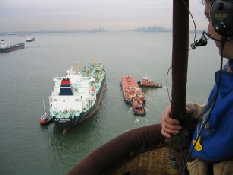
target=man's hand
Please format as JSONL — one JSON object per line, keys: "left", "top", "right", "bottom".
{"left": 161, "top": 104, "right": 194, "bottom": 138}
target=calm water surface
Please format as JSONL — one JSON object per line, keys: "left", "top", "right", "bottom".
{"left": 0, "top": 31, "right": 220, "bottom": 175}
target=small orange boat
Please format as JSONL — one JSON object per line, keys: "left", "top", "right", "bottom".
{"left": 120, "top": 76, "right": 145, "bottom": 104}
{"left": 137, "top": 77, "right": 162, "bottom": 88}
{"left": 40, "top": 112, "right": 52, "bottom": 126}
{"left": 132, "top": 93, "right": 145, "bottom": 116}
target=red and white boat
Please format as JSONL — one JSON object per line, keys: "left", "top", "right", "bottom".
{"left": 40, "top": 100, "right": 52, "bottom": 126}
{"left": 137, "top": 77, "right": 162, "bottom": 88}
{"left": 40, "top": 112, "right": 52, "bottom": 126}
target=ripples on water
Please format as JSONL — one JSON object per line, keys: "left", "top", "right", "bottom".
{"left": 0, "top": 31, "right": 220, "bottom": 175}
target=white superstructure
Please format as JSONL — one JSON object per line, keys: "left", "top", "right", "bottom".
{"left": 49, "top": 66, "right": 96, "bottom": 119}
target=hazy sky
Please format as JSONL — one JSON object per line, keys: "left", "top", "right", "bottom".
{"left": 1, "top": 0, "right": 207, "bottom": 32}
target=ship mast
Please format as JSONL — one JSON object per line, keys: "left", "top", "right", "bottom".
{"left": 75, "top": 62, "right": 80, "bottom": 74}
{"left": 92, "top": 56, "right": 96, "bottom": 65}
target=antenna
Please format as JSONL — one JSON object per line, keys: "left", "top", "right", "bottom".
{"left": 43, "top": 99, "right": 46, "bottom": 112}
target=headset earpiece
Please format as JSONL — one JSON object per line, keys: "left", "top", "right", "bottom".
{"left": 211, "top": 0, "right": 233, "bottom": 37}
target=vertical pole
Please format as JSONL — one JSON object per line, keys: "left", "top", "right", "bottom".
{"left": 169, "top": 0, "right": 190, "bottom": 170}
{"left": 171, "top": 0, "right": 189, "bottom": 121}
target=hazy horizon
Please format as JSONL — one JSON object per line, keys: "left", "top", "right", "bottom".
{"left": 1, "top": 0, "right": 207, "bottom": 32}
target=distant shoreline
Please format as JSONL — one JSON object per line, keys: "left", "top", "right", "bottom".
{"left": 0, "top": 29, "right": 204, "bottom": 36}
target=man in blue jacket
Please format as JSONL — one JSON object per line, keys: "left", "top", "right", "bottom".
{"left": 161, "top": 0, "right": 233, "bottom": 174}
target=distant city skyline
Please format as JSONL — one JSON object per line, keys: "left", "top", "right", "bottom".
{"left": 1, "top": 0, "right": 207, "bottom": 32}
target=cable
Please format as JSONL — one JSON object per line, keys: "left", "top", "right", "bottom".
{"left": 166, "top": 65, "right": 172, "bottom": 102}
{"left": 203, "top": 31, "right": 233, "bottom": 42}
{"left": 181, "top": 0, "right": 197, "bottom": 44}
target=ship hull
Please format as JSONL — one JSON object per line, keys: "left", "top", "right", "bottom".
{"left": 0, "top": 43, "right": 25, "bottom": 53}
{"left": 53, "top": 75, "right": 106, "bottom": 130}
{"left": 26, "top": 37, "right": 35, "bottom": 42}
{"left": 138, "top": 84, "right": 162, "bottom": 88}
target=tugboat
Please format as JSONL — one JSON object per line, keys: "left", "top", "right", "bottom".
{"left": 40, "top": 100, "right": 52, "bottom": 126}
{"left": 120, "top": 76, "right": 145, "bottom": 104}
{"left": 40, "top": 112, "right": 52, "bottom": 126}
{"left": 132, "top": 93, "right": 145, "bottom": 116}
{"left": 137, "top": 77, "right": 162, "bottom": 88}
{"left": 26, "top": 37, "right": 35, "bottom": 42}
{"left": 49, "top": 58, "right": 106, "bottom": 134}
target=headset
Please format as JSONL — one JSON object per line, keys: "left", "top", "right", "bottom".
{"left": 191, "top": 0, "right": 233, "bottom": 49}
{"left": 211, "top": 0, "right": 233, "bottom": 37}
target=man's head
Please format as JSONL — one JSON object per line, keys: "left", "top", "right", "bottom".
{"left": 203, "top": 0, "right": 233, "bottom": 59}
